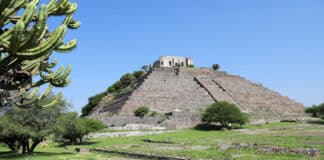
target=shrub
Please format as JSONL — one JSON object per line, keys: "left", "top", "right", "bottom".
{"left": 201, "top": 101, "right": 248, "bottom": 128}
{"left": 54, "top": 113, "right": 106, "bottom": 144}
{"left": 212, "top": 64, "right": 220, "bottom": 71}
{"left": 134, "top": 107, "right": 150, "bottom": 118}
{"left": 81, "top": 92, "right": 106, "bottom": 117}
{"left": 187, "top": 64, "right": 195, "bottom": 68}
{"left": 141, "top": 65, "right": 148, "bottom": 71}
{"left": 111, "top": 81, "right": 123, "bottom": 91}
{"left": 89, "top": 92, "right": 106, "bottom": 106}
{"left": 133, "top": 71, "right": 144, "bottom": 79}
{"left": 107, "top": 86, "right": 116, "bottom": 93}
{"left": 175, "top": 67, "right": 180, "bottom": 76}
{"left": 120, "top": 73, "right": 136, "bottom": 86}
{"left": 150, "top": 111, "right": 158, "bottom": 117}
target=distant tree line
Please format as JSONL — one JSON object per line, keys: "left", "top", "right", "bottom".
{"left": 305, "top": 103, "right": 324, "bottom": 118}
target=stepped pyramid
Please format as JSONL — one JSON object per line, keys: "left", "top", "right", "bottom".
{"left": 90, "top": 57, "right": 305, "bottom": 128}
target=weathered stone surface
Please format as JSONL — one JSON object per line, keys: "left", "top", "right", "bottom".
{"left": 90, "top": 67, "right": 305, "bottom": 128}
{"left": 258, "top": 146, "right": 320, "bottom": 157}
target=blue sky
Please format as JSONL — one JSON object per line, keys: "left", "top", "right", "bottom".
{"left": 50, "top": 0, "right": 324, "bottom": 112}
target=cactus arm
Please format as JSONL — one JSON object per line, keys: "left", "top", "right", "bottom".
{"left": 0, "top": 0, "right": 79, "bottom": 108}
{"left": 43, "top": 92, "right": 62, "bottom": 108}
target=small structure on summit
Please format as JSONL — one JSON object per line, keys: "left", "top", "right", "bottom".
{"left": 159, "top": 56, "right": 193, "bottom": 67}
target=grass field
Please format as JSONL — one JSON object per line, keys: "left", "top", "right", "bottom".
{"left": 0, "top": 120, "right": 323, "bottom": 160}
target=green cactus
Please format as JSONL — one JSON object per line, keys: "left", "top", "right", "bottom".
{"left": 0, "top": 0, "right": 80, "bottom": 108}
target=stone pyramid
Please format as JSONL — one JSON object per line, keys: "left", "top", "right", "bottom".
{"left": 90, "top": 66, "right": 304, "bottom": 128}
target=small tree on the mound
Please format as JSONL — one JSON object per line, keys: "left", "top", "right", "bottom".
{"left": 212, "top": 64, "right": 220, "bottom": 71}
{"left": 120, "top": 73, "right": 136, "bottom": 86}
{"left": 201, "top": 101, "right": 248, "bottom": 128}
{"left": 133, "top": 71, "right": 145, "bottom": 79}
{"left": 54, "top": 113, "right": 106, "bottom": 144}
{"left": 134, "top": 107, "right": 149, "bottom": 118}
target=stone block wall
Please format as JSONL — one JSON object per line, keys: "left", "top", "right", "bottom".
{"left": 119, "top": 67, "right": 214, "bottom": 115}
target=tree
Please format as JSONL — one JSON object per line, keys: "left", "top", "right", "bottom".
{"left": 141, "top": 65, "right": 148, "bottom": 72}
{"left": 133, "top": 71, "right": 144, "bottom": 79}
{"left": 0, "top": 93, "right": 68, "bottom": 153}
{"left": 305, "top": 103, "right": 324, "bottom": 118}
{"left": 134, "top": 106, "right": 149, "bottom": 118}
{"left": 201, "top": 101, "right": 248, "bottom": 128}
{"left": 0, "top": 0, "right": 80, "bottom": 108}
{"left": 212, "top": 64, "right": 220, "bottom": 71}
{"left": 54, "top": 112, "right": 106, "bottom": 144}
{"left": 319, "top": 103, "right": 324, "bottom": 115}
{"left": 120, "top": 73, "right": 136, "bottom": 86}
{"left": 81, "top": 92, "right": 106, "bottom": 117}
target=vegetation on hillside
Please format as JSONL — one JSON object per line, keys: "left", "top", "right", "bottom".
{"left": 134, "top": 106, "right": 150, "bottom": 118}
{"left": 81, "top": 69, "right": 148, "bottom": 117}
{"left": 0, "top": 0, "right": 80, "bottom": 108}
{"left": 212, "top": 64, "right": 220, "bottom": 71}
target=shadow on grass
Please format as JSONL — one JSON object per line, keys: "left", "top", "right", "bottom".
{"left": 194, "top": 123, "right": 244, "bottom": 131}
{"left": 307, "top": 120, "right": 324, "bottom": 125}
{"left": 56, "top": 141, "right": 99, "bottom": 147}
{"left": 194, "top": 123, "right": 223, "bottom": 131}
{"left": 0, "top": 151, "right": 73, "bottom": 159}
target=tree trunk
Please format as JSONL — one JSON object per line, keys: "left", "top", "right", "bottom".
{"left": 26, "top": 140, "right": 30, "bottom": 152}
{"left": 21, "top": 138, "right": 29, "bottom": 154}
{"left": 6, "top": 140, "right": 20, "bottom": 153}
{"left": 79, "top": 137, "right": 83, "bottom": 144}
{"left": 22, "top": 143, "right": 26, "bottom": 154}
{"left": 29, "top": 140, "right": 41, "bottom": 153}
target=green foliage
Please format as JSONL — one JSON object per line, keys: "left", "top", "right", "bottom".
{"left": 134, "top": 106, "right": 150, "bottom": 118}
{"left": 141, "top": 65, "right": 148, "bottom": 71}
{"left": 175, "top": 67, "right": 180, "bottom": 76}
{"left": 0, "top": 0, "right": 80, "bottom": 107}
{"left": 201, "top": 101, "right": 248, "bottom": 128}
{"left": 187, "top": 64, "right": 195, "bottom": 68}
{"left": 133, "top": 71, "right": 144, "bottom": 79}
{"left": 81, "top": 92, "right": 106, "bottom": 117}
{"left": 89, "top": 92, "right": 106, "bottom": 106}
{"left": 150, "top": 111, "right": 158, "bottom": 117}
{"left": 120, "top": 73, "right": 136, "bottom": 86}
{"left": 107, "top": 81, "right": 123, "bottom": 93}
{"left": 54, "top": 113, "right": 106, "bottom": 144}
{"left": 212, "top": 64, "right": 220, "bottom": 71}
{"left": 82, "top": 69, "right": 147, "bottom": 117}
{"left": 0, "top": 93, "right": 68, "bottom": 153}
{"left": 0, "top": 121, "right": 323, "bottom": 160}
{"left": 305, "top": 103, "right": 324, "bottom": 117}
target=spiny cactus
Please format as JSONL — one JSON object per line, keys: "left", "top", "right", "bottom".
{"left": 0, "top": 0, "right": 80, "bottom": 108}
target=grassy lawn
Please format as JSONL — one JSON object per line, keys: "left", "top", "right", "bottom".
{"left": 0, "top": 121, "right": 323, "bottom": 160}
